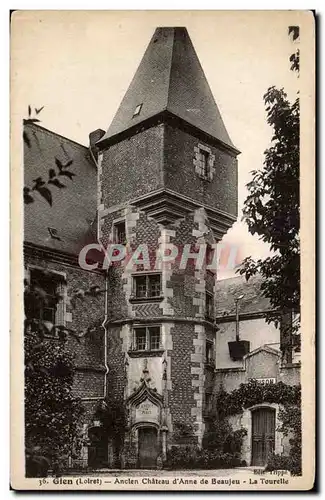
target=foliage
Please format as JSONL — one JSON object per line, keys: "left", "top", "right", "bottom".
{"left": 202, "top": 418, "right": 247, "bottom": 456}
{"left": 165, "top": 446, "right": 244, "bottom": 470}
{"left": 173, "top": 422, "right": 195, "bottom": 443}
{"left": 214, "top": 381, "right": 301, "bottom": 476}
{"left": 95, "top": 398, "right": 127, "bottom": 458}
{"left": 238, "top": 29, "right": 300, "bottom": 351}
{"left": 23, "top": 106, "right": 76, "bottom": 206}
{"left": 25, "top": 331, "right": 84, "bottom": 477}
{"left": 214, "top": 380, "right": 301, "bottom": 418}
{"left": 276, "top": 404, "right": 301, "bottom": 475}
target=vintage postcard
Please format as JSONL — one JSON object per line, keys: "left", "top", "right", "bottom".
{"left": 10, "top": 10, "right": 315, "bottom": 491}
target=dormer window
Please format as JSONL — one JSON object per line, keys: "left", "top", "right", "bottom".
{"left": 48, "top": 227, "right": 61, "bottom": 241}
{"left": 133, "top": 103, "right": 143, "bottom": 118}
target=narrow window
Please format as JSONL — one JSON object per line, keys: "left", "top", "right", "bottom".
{"left": 113, "top": 221, "right": 126, "bottom": 245}
{"left": 206, "top": 340, "right": 214, "bottom": 364}
{"left": 205, "top": 292, "right": 214, "bottom": 320}
{"left": 149, "top": 326, "right": 161, "bottom": 350}
{"left": 149, "top": 274, "right": 161, "bottom": 297}
{"left": 200, "top": 149, "right": 210, "bottom": 178}
{"left": 135, "top": 328, "right": 147, "bottom": 351}
{"left": 205, "top": 392, "right": 213, "bottom": 412}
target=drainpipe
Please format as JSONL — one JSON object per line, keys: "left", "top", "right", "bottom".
{"left": 235, "top": 294, "right": 244, "bottom": 341}
{"left": 102, "top": 271, "right": 109, "bottom": 398}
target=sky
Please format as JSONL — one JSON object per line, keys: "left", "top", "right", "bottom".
{"left": 11, "top": 10, "right": 301, "bottom": 278}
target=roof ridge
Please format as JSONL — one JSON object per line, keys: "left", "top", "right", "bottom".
{"left": 24, "top": 122, "right": 89, "bottom": 150}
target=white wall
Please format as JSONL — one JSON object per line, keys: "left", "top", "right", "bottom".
{"left": 216, "top": 317, "right": 280, "bottom": 369}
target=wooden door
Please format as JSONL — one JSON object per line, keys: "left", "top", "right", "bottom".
{"left": 88, "top": 427, "right": 108, "bottom": 469}
{"left": 251, "top": 408, "right": 275, "bottom": 466}
{"left": 138, "top": 427, "right": 158, "bottom": 468}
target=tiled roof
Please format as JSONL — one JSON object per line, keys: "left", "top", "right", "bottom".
{"left": 24, "top": 123, "right": 98, "bottom": 256}
{"left": 99, "top": 27, "right": 237, "bottom": 152}
{"left": 215, "top": 275, "right": 272, "bottom": 317}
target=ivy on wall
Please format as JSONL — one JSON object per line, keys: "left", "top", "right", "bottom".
{"left": 215, "top": 380, "right": 301, "bottom": 418}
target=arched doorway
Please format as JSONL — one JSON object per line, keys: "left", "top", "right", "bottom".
{"left": 138, "top": 427, "right": 158, "bottom": 469}
{"left": 251, "top": 407, "right": 276, "bottom": 466}
{"left": 88, "top": 426, "right": 108, "bottom": 469}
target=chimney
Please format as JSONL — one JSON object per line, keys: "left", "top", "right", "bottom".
{"left": 89, "top": 129, "right": 105, "bottom": 162}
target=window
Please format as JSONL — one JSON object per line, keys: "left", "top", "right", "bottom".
{"left": 193, "top": 144, "right": 216, "bottom": 181}
{"left": 133, "top": 103, "right": 143, "bottom": 117}
{"left": 48, "top": 227, "right": 61, "bottom": 241}
{"left": 205, "top": 292, "right": 214, "bottom": 319}
{"left": 133, "top": 326, "right": 161, "bottom": 351}
{"left": 133, "top": 274, "right": 161, "bottom": 299}
{"left": 206, "top": 340, "right": 214, "bottom": 365}
{"left": 201, "top": 149, "right": 209, "bottom": 177}
{"left": 113, "top": 221, "right": 126, "bottom": 245}
{"left": 135, "top": 327, "right": 147, "bottom": 351}
{"left": 28, "top": 268, "right": 64, "bottom": 328}
{"left": 205, "top": 392, "right": 213, "bottom": 412}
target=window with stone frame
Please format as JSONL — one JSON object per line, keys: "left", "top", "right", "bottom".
{"left": 205, "top": 292, "right": 214, "bottom": 320}
{"left": 27, "top": 268, "right": 65, "bottom": 332}
{"left": 133, "top": 326, "right": 161, "bottom": 351}
{"left": 193, "top": 143, "right": 216, "bottom": 181}
{"left": 113, "top": 220, "right": 127, "bottom": 245}
{"left": 205, "top": 339, "right": 214, "bottom": 365}
{"left": 205, "top": 391, "right": 213, "bottom": 412}
{"left": 132, "top": 273, "right": 161, "bottom": 299}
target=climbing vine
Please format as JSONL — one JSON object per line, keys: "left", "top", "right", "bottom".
{"left": 215, "top": 380, "right": 301, "bottom": 418}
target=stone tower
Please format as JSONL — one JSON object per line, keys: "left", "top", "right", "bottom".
{"left": 96, "top": 27, "right": 239, "bottom": 468}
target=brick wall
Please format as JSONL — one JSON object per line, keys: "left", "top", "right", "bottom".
{"left": 24, "top": 253, "right": 106, "bottom": 401}
{"left": 164, "top": 125, "right": 238, "bottom": 217}
{"left": 100, "top": 125, "right": 164, "bottom": 208}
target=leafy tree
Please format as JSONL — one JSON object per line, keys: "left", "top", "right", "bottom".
{"left": 238, "top": 27, "right": 300, "bottom": 358}
{"left": 24, "top": 106, "right": 76, "bottom": 206}
{"left": 94, "top": 398, "right": 127, "bottom": 467}
{"left": 24, "top": 330, "right": 84, "bottom": 477}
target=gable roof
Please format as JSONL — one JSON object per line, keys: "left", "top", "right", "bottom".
{"left": 99, "top": 27, "right": 237, "bottom": 152}
{"left": 24, "top": 123, "right": 98, "bottom": 256}
{"left": 215, "top": 275, "right": 272, "bottom": 317}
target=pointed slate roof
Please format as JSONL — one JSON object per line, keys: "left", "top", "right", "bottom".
{"left": 99, "top": 27, "right": 236, "bottom": 151}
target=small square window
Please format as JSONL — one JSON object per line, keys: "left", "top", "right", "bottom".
{"left": 113, "top": 221, "right": 126, "bottom": 245}
{"left": 133, "top": 274, "right": 161, "bottom": 299}
{"left": 28, "top": 268, "right": 65, "bottom": 331}
{"left": 133, "top": 326, "right": 161, "bottom": 352}
{"left": 133, "top": 104, "right": 143, "bottom": 117}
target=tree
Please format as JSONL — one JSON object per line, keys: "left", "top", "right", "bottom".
{"left": 238, "top": 27, "right": 300, "bottom": 355}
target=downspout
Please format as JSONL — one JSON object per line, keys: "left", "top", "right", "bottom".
{"left": 102, "top": 270, "right": 109, "bottom": 399}
{"left": 94, "top": 147, "right": 109, "bottom": 399}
